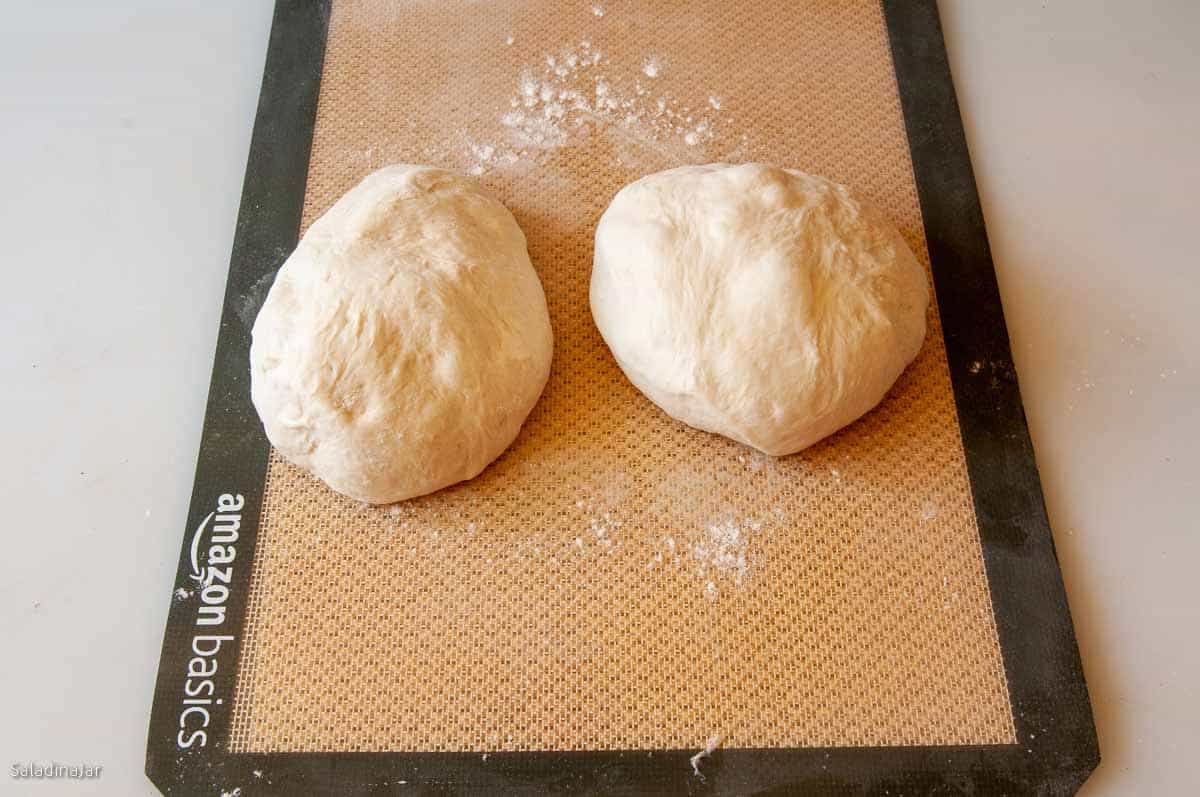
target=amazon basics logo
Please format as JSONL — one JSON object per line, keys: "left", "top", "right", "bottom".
{"left": 177, "top": 493, "right": 242, "bottom": 749}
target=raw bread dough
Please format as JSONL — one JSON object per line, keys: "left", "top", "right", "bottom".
{"left": 250, "top": 165, "right": 553, "bottom": 503}
{"left": 590, "top": 163, "right": 928, "bottom": 456}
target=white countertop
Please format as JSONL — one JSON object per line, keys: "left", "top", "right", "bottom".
{"left": 1, "top": 1, "right": 1195, "bottom": 794}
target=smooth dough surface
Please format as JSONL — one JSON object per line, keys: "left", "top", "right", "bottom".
{"left": 590, "top": 163, "right": 929, "bottom": 456}
{"left": 250, "top": 165, "right": 553, "bottom": 503}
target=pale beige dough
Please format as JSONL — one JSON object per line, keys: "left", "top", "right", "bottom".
{"left": 591, "top": 163, "right": 929, "bottom": 456}
{"left": 250, "top": 165, "right": 553, "bottom": 503}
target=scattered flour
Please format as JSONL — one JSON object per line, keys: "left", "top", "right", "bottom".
{"left": 589, "top": 513, "right": 621, "bottom": 546}
{"left": 690, "top": 735, "right": 721, "bottom": 778}
{"left": 464, "top": 37, "right": 724, "bottom": 174}
{"left": 692, "top": 517, "right": 760, "bottom": 585}
{"left": 466, "top": 142, "right": 496, "bottom": 175}
{"left": 941, "top": 575, "right": 961, "bottom": 611}
{"left": 591, "top": 3, "right": 605, "bottom": 16}
{"left": 645, "top": 518, "right": 766, "bottom": 602}
{"left": 645, "top": 535, "right": 684, "bottom": 571}
{"left": 576, "top": 499, "right": 623, "bottom": 551}
{"left": 742, "top": 451, "right": 770, "bottom": 473}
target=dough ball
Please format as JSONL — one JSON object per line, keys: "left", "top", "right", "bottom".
{"left": 590, "top": 163, "right": 928, "bottom": 456}
{"left": 250, "top": 165, "right": 553, "bottom": 503}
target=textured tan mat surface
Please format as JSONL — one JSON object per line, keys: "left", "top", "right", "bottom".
{"left": 230, "top": 0, "right": 1015, "bottom": 753}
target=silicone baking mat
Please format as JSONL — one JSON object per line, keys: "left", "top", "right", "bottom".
{"left": 147, "top": 1, "right": 1098, "bottom": 793}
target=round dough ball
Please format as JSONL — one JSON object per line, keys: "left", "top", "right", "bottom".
{"left": 250, "top": 165, "right": 553, "bottom": 503}
{"left": 590, "top": 163, "right": 928, "bottom": 456}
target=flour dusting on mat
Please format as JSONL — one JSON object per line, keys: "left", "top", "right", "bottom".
{"left": 464, "top": 35, "right": 730, "bottom": 174}
{"left": 690, "top": 734, "right": 722, "bottom": 778}
{"left": 575, "top": 498, "right": 624, "bottom": 552}
{"left": 692, "top": 517, "right": 761, "bottom": 584}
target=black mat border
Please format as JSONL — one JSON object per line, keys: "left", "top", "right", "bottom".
{"left": 146, "top": 1, "right": 1098, "bottom": 793}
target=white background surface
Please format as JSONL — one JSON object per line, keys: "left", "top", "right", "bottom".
{"left": 0, "top": 1, "right": 1195, "bottom": 794}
